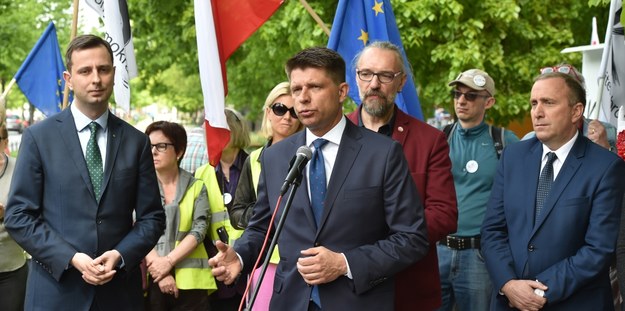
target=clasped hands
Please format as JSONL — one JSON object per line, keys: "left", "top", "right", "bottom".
{"left": 502, "top": 279, "right": 548, "bottom": 311}
{"left": 71, "top": 250, "right": 121, "bottom": 286}
{"left": 208, "top": 241, "right": 346, "bottom": 286}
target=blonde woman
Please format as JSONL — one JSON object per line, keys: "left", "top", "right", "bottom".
{"left": 230, "top": 82, "right": 302, "bottom": 310}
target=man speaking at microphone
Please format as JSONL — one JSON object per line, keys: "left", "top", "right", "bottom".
{"left": 209, "top": 47, "right": 429, "bottom": 310}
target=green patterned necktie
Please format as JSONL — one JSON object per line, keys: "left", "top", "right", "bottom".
{"left": 86, "top": 122, "right": 103, "bottom": 202}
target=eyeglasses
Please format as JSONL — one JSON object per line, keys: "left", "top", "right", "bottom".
{"left": 356, "top": 70, "right": 403, "bottom": 84}
{"left": 271, "top": 103, "right": 297, "bottom": 118}
{"left": 540, "top": 65, "right": 582, "bottom": 83}
{"left": 151, "top": 143, "right": 174, "bottom": 153}
{"left": 451, "top": 90, "right": 490, "bottom": 101}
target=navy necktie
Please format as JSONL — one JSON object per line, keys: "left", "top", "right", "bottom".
{"left": 309, "top": 138, "right": 328, "bottom": 308}
{"left": 310, "top": 138, "right": 328, "bottom": 227}
{"left": 86, "top": 122, "right": 103, "bottom": 202}
{"left": 535, "top": 152, "right": 557, "bottom": 223}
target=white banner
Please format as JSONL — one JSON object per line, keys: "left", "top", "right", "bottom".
{"left": 85, "top": 0, "right": 137, "bottom": 112}
{"left": 597, "top": 0, "right": 625, "bottom": 125}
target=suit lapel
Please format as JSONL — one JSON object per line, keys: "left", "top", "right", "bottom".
{"left": 100, "top": 112, "right": 122, "bottom": 202}
{"left": 317, "top": 121, "right": 362, "bottom": 233}
{"left": 289, "top": 133, "right": 319, "bottom": 231}
{"left": 56, "top": 109, "right": 95, "bottom": 199}
{"left": 391, "top": 108, "right": 410, "bottom": 147}
{"left": 532, "top": 136, "right": 585, "bottom": 232}
{"left": 524, "top": 142, "right": 543, "bottom": 234}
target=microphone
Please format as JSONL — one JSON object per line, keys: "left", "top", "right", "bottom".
{"left": 280, "top": 146, "right": 313, "bottom": 195}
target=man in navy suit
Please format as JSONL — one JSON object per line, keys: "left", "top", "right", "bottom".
{"left": 5, "top": 35, "right": 165, "bottom": 310}
{"left": 481, "top": 72, "right": 625, "bottom": 310}
{"left": 209, "top": 47, "right": 429, "bottom": 310}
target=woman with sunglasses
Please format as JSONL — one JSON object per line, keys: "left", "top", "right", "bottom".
{"left": 230, "top": 82, "right": 303, "bottom": 311}
{"left": 143, "top": 121, "right": 215, "bottom": 311}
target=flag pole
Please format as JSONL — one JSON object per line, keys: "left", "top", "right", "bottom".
{"left": 299, "top": 0, "right": 330, "bottom": 36}
{"left": 0, "top": 78, "right": 16, "bottom": 101}
{"left": 591, "top": 0, "right": 618, "bottom": 119}
{"left": 62, "top": 0, "right": 80, "bottom": 110}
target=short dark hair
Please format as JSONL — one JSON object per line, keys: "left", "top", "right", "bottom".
{"left": 65, "top": 35, "right": 114, "bottom": 72}
{"left": 535, "top": 72, "right": 586, "bottom": 107}
{"left": 145, "top": 121, "right": 188, "bottom": 164}
{"left": 285, "top": 47, "right": 346, "bottom": 85}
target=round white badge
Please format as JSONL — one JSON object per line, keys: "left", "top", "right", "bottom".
{"left": 223, "top": 193, "right": 232, "bottom": 205}
{"left": 466, "top": 160, "right": 479, "bottom": 173}
{"left": 473, "top": 75, "right": 486, "bottom": 87}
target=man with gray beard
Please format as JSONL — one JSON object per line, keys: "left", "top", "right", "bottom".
{"left": 346, "top": 41, "right": 458, "bottom": 311}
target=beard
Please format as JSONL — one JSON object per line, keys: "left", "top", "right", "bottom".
{"left": 360, "top": 90, "right": 395, "bottom": 118}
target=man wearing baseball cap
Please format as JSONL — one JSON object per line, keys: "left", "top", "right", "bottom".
{"left": 437, "top": 69, "right": 519, "bottom": 310}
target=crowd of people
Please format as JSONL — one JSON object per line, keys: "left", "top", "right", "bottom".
{"left": 1, "top": 33, "right": 625, "bottom": 311}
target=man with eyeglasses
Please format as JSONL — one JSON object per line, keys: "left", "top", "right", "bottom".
{"left": 346, "top": 41, "right": 458, "bottom": 311}
{"left": 438, "top": 69, "right": 519, "bottom": 311}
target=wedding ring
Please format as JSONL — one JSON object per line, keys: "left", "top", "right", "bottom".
{"left": 591, "top": 128, "right": 596, "bottom": 134}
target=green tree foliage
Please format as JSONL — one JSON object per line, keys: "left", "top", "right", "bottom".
{"left": 3, "top": 0, "right": 612, "bottom": 127}
{"left": 130, "top": 0, "right": 611, "bottom": 126}
{"left": 0, "top": 0, "right": 73, "bottom": 111}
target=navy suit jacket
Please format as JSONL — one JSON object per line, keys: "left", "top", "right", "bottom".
{"left": 235, "top": 119, "right": 429, "bottom": 310}
{"left": 5, "top": 108, "right": 165, "bottom": 311}
{"left": 481, "top": 134, "right": 625, "bottom": 310}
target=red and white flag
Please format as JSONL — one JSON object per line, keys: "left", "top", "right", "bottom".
{"left": 194, "top": 0, "right": 283, "bottom": 166}
{"left": 85, "top": 0, "right": 138, "bottom": 112}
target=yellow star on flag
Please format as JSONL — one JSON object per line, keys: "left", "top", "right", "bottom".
{"left": 372, "top": 0, "right": 384, "bottom": 16}
{"left": 358, "top": 29, "right": 369, "bottom": 46}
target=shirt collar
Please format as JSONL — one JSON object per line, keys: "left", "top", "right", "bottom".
{"left": 541, "top": 131, "right": 578, "bottom": 162}
{"left": 356, "top": 105, "right": 396, "bottom": 137}
{"left": 306, "top": 116, "right": 346, "bottom": 148}
{"left": 71, "top": 104, "right": 108, "bottom": 132}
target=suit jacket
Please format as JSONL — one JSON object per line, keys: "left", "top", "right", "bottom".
{"left": 235, "top": 118, "right": 429, "bottom": 311}
{"left": 347, "top": 107, "right": 457, "bottom": 310}
{"left": 5, "top": 108, "right": 166, "bottom": 311}
{"left": 481, "top": 134, "right": 625, "bottom": 310}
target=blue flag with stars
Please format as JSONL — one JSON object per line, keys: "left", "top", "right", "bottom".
{"left": 14, "top": 22, "right": 69, "bottom": 117}
{"left": 328, "top": 0, "right": 423, "bottom": 120}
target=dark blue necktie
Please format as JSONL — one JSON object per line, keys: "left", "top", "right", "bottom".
{"left": 535, "top": 152, "right": 557, "bottom": 223}
{"left": 310, "top": 138, "right": 328, "bottom": 227}
{"left": 309, "top": 138, "right": 328, "bottom": 308}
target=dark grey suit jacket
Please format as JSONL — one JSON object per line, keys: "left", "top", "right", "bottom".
{"left": 235, "top": 118, "right": 429, "bottom": 310}
{"left": 5, "top": 108, "right": 165, "bottom": 311}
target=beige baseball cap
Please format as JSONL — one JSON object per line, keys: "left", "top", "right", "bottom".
{"left": 448, "top": 69, "right": 496, "bottom": 96}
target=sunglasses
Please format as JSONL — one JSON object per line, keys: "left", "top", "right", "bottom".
{"left": 271, "top": 103, "right": 297, "bottom": 118}
{"left": 451, "top": 90, "right": 490, "bottom": 101}
{"left": 540, "top": 65, "right": 582, "bottom": 83}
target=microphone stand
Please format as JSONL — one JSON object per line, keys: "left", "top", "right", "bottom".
{"left": 244, "top": 174, "right": 304, "bottom": 311}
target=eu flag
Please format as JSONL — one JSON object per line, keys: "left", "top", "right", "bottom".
{"left": 14, "top": 22, "right": 69, "bottom": 117}
{"left": 328, "top": 0, "right": 423, "bottom": 120}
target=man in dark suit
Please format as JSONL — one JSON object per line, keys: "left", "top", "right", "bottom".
{"left": 4, "top": 35, "right": 165, "bottom": 311}
{"left": 481, "top": 72, "right": 625, "bottom": 310}
{"left": 209, "top": 47, "right": 429, "bottom": 310}
{"left": 346, "top": 41, "right": 457, "bottom": 311}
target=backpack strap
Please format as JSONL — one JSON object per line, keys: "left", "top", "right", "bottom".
{"left": 443, "top": 123, "right": 456, "bottom": 144}
{"left": 489, "top": 125, "right": 505, "bottom": 159}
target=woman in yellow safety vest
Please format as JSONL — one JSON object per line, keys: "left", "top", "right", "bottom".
{"left": 144, "top": 121, "right": 215, "bottom": 311}
{"left": 230, "top": 82, "right": 303, "bottom": 310}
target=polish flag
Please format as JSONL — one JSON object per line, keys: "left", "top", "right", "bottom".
{"left": 194, "top": 0, "right": 283, "bottom": 166}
